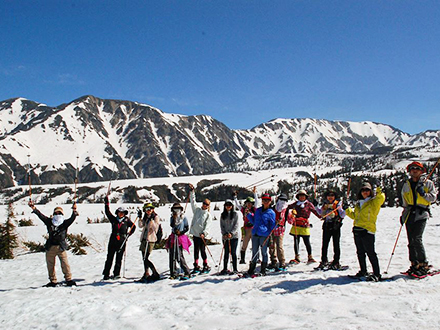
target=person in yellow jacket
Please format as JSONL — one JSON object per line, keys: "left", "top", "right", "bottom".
{"left": 345, "top": 182, "right": 385, "bottom": 282}
{"left": 401, "top": 161, "right": 437, "bottom": 276}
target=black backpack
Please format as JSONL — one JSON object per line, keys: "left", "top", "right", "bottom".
{"left": 156, "top": 223, "right": 163, "bottom": 242}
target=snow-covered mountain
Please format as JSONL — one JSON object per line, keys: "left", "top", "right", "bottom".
{"left": 0, "top": 95, "right": 438, "bottom": 189}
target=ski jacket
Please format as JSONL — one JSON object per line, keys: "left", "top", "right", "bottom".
{"left": 170, "top": 215, "right": 189, "bottom": 236}
{"left": 189, "top": 191, "right": 212, "bottom": 237}
{"left": 271, "top": 208, "right": 287, "bottom": 237}
{"left": 105, "top": 204, "right": 136, "bottom": 242}
{"left": 401, "top": 179, "right": 436, "bottom": 221}
{"left": 346, "top": 187, "right": 385, "bottom": 234}
{"left": 247, "top": 206, "right": 276, "bottom": 237}
{"left": 285, "top": 200, "right": 320, "bottom": 224}
{"left": 317, "top": 200, "right": 346, "bottom": 222}
{"left": 220, "top": 211, "right": 240, "bottom": 239}
{"left": 33, "top": 208, "right": 77, "bottom": 251}
{"left": 139, "top": 212, "right": 160, "bottom": 243}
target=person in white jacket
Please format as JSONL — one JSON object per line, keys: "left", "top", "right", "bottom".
{"left": 188, "top": 183, "right": 213, "bottom": 273}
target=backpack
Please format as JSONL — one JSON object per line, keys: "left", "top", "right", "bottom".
{"left": 156, "top": 223, "right": 163, "bottom": 242}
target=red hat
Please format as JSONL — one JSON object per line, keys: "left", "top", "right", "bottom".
{"left": 261, "top": 193, "right": 271, "bottom": 200}
{"left": 406, "top": 161, "right": 426, "bottom": 173}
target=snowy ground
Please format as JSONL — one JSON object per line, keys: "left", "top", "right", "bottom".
{"left": 1, "top": 203, "right": 440, "bottom": 330}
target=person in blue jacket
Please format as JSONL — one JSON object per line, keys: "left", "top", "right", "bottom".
{"left": 246, "top": 193, "right": 276, "bottom": 275}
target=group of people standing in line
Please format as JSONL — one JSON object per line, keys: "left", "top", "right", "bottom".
{"left": 28, "top": 161, "right": 437, "bottom": 286}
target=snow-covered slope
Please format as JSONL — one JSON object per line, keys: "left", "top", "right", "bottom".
{"left": 0, "top": 95, "right": 437, "bottom": 189}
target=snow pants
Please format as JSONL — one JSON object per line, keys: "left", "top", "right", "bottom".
{"left": 46, "top": 245, "right": 72, "bottom": 282}
{"left": 353, "top": 227, "right": 380, "bottom": 276}
{"left": 321, "top": 227, "right": 341, "bottom": 263}
{"left": 103, "top": 237, "right": 125, "bottom": 277}
{"left": 405, "top": 218, "right": 427, "bottom": 264}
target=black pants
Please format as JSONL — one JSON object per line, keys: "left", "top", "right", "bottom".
{"left": 223, "top": 238, "right": 238, "bottom": 271}
{"left": 405, "top": 218, "right": 427, "bottom": 264}
{"left": 293, "top": 235, "right": 312, "bottom": 256}
{"left": 353, "top": 228, "right": 380, "bottom": 276}
{"left": 193, "top": 236, "right": 207, "bottom": 264}
{"left": 103, "top": 237, "right": 125, "bottom": 277}
{"left": 141, "top": 241, "right": 158, "bottom": 275}
{"left": 169, "top": 244, "right": 190, "bottom": 276}
{"left": 321, "top": 227, "right": 341, "bottom": 263}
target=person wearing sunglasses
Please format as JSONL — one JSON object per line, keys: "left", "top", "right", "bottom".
{"left": 28, "top": 201, "right": 78, "bottom": 287}
{"left": 219, "top": 200, "right": 240, "bottom": 274}
{"left": 401, "top": 161, "right": 437, "bottom": 276}
{"left": 102, "top": 196, "right": 136, "bottom": 280}
{"left": 315, "top": 190, "right": 346, "bottom": 270}
{"left": 188, "top": 183, "right": 213, "bottom": 274}
{"left": 345, "top": 182, "right": 385, "bottom": 282}
{"left": 285, "top": 190, "right": 321, "bottom": 265}
{"left": 137, "top": 203, "right": 161, "bottom": 283}
{"left": 246, "top": 193, "right": 276, "bottom": 276}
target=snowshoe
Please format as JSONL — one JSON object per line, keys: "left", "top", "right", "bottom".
{"left": 146, "top": 273, "right": 161, "bottom": 283}
{"left": 289, "top": 259, "right": 300, "bottom": 265}
{"left": 43, "top": 282, "right": 58, "bottom": 288}
{"left": 65, "top": 280, "right": 77, "bottom": 287}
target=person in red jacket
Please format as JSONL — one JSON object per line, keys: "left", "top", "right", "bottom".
{"left": 285, "top": 190, "right": 320, "bottom": 264}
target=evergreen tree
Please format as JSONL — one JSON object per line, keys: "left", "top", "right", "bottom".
{"left": 0, "top": 203, "right": 19, "bottom": 259}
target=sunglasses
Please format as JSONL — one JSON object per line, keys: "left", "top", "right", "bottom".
{"left": 262, "top": 199, "right": 271, "bottom": 203}
{"left": 361, "top": 188, "right": 371, "bottom": 192}
{"left": 203, "top": 202, "right": 210, "bottom": 206}
{"left": 225, "top": 204, "right": 233, "bottom": 207}
{"left": 327, "top": 194, "right": 335, "bottom": 197}
{"left": 409, "top": 166, "right": 422, "bottom": 171}
{"left": 145, "top": 208, "right": 153, "bottom": 211}
{"left": 54, "top": 212, "right": 63, "bottom": 215}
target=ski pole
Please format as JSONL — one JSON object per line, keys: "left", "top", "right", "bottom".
{"left": 250, "top": 226, "right": 276, "bottom": 263}
{"left": 314, "top": 173, "right": 317, "bottom": 200}
{"left": 228, "top": 238, "right": 233, "bottom": 270}
{"left": 73, "top": 155, "right": 79, "bottom": 203}
{"left": 346, "top": 159, "right": 353, "bottom": 199}
{"left": 217, "top": 244, "right": 225, "bottom": 274}
{"left": 107, "top": 163, "right": 117, "bottom": 197}
{"left": 244, "top": 175, "right": 275, "bottom": 190}
{"left": 27, "top": 154, "right": 32, "bottom": 201}
{"left": 123, "top": 245, "right": 127, "bottom": 278}
{"left": 424, "top": 158, "right": 440, "bottom": 183}
{"left": 321, "top": 204, "right": 342, "bottom": 220}
{"left": 118, "top": 215, "right": 140, "bottom": 253}
{"left": 384, "top": 211, "right": 411, "bottom": 274}
{"left": 201, "top": 236, "right": 218, "bottom": 268}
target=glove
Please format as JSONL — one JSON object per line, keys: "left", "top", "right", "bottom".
{"left": 137, "top": 209, "right": 142, "bottom": 218}
{"left": 188, "top": 183, "right": 195, "bottom": 192}
{"left": 342, "top": 201, "right": 351, "bottom": 210}
{"left": 416, "top": 183, "right": 425, "bottom": 197}
{"left": 104, "top": 196, "right": 109, "bottom": 205}
{"left": 312, "top": 199, "right": 319, "bottom": 207}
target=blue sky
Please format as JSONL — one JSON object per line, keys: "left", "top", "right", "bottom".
{"left": 1, "top": 1, "right": 439, "bottom": 134}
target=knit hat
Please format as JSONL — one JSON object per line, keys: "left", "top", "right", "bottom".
{"left": 406, "top": 161, "right": 426, "bottom": 173}
{"left": 115, "top": 207, "right": 128, "bottom": 215}
{"left": 296, "top": 190, "right": 309, "bottom": 199}
{"left": 53, "top": 206, "right": 64, "bottom": 215}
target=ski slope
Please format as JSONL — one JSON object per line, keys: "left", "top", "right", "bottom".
{"left": 1, "top": 203, "right": 440, "bottom": 330}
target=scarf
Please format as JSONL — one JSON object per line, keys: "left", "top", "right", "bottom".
{"left": 296, "top": 200, "right": 306, "bottom": 208}
{"left": 52, "top": 215, "right": 65, "bottom": 227}
{"left": 275, "top": 200, "right": 288, "bottom": 212}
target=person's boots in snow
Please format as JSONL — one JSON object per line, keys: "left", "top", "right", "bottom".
{"left": 240, "top": 250, "right": 246, "bottom": 264}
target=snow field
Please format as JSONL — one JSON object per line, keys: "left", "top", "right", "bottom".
{"left": 1, "top": 204, "right": 440, "bottom": 330}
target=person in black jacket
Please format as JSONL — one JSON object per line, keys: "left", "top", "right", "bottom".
{"left": 102, "top": 196, "right": 136, "bottom": 280}
{"left": 28, "top": 201, "right": 78, "bottom": 287}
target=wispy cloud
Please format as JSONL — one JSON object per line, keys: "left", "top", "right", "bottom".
{"left": 1, "top": 65, "right": 27, "bottom": 76}
{"left": 43, "top": 73, "right": 85, "bottom": 86}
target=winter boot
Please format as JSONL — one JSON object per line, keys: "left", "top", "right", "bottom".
{"left": 192, "top": 262, "right": 201, "bottom": 274}
{"left": 260, "top": 262, "right": 268, "bottom": 276}
{"left": 316, "top": 261, "right": 328, "bottom": 270}
{"left": 202, "top": 263, "right": 211, "bottom": 273}
{"left": 146, "top": 273, "right": 160, "bottom": 282}
{"left": 329, "top": 261, "right": 340, "bottom": 270}
{"left": 43, "top": 281, "right": 58, "bottom": 287}
{"left": 248, "top": 261, "right": 257, "bottom": 275}
{"left": 353, "top": 270, "right": 368, "bottom": 278}
{"left": 65, "top": 280, "right": 77, "bottom": 287}
{"left": 267, "top": 262, "right": 276, "bottom": 270}
{"left": 307, "top": 255, "right": 317, "bottom": 264}
{"left": 240, "top": 250, "right": 246, "bottom": 264}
